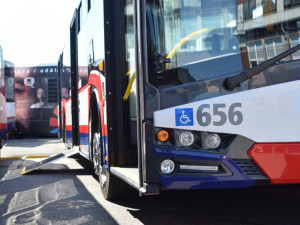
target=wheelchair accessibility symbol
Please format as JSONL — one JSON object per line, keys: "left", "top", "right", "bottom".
{"left": 175, "top": 108, "right": 194, "bottom": 126}
{"left": 180, "top": 111, "right": 191, "bottom": 124}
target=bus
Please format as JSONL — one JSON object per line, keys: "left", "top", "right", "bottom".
{"left": 12, "top": 65, "right": 58, "bottom": 137}
{"left": 0, "top": 41, "right": 8, "bottom": 147}
{"left": 58, "top": 0, "right": 300, "bottom": 200}
{"left": 4, "top": 60, "right": 16, "bottom": 137}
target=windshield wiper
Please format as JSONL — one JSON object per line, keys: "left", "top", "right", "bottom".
{"left": 223, "top": 43, "right": 300, "bottom": 90}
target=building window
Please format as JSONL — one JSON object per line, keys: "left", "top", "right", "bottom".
{"left": 290, "top": 34, "right": 300, "bottom": 59}
{"left": 284, "top": 0, "right": 300, "bottom": 8}
{"left": 262, "top": 0, "right": 277, "bottom": 13}
{"left": 248, "top": 41, "right": 264, "bottom": 67}
{"left": 265, "top": 38, "right": 283, "bottom": 59}
{"left": 243, "top": 0, "right": 256, "bottom": 20}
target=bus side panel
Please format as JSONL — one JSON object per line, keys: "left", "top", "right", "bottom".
{"left": 65, "top": 99, "right": 73, "bottom": 147}
{"left": 78, "top": 84, "right": 90, "bottom": 156}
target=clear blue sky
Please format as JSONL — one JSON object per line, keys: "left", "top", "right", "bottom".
{"left": 0, "top": 0, "right": 78, "bottom": 67}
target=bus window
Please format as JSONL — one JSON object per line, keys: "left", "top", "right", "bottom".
{"left": 147, "top": 0, "right": 240, "bottom": 88}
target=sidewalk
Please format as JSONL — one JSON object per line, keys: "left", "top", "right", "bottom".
{"left": 0, "top": 138, "right": 65, "bottom": 159}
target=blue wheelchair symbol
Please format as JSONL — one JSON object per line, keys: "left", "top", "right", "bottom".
{"left": 175, "top": 108, "right": 194, "bottom": 126}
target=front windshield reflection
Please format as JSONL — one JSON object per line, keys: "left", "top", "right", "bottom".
{"left": 146, "top": 0, "right": 300, "bottom": 89}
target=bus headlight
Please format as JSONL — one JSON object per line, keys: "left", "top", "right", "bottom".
{"left": 205, "top": 133, "right": 221, "bottom": 149}
{"left": 160, "top": 159, "right": 175, "bottom": 174}
{"left": 178, "top": 131, "right": 195, "bottom": 147}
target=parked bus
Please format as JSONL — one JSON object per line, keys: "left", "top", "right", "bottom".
{"left": 12, "top": 65, "right": 58, "bottom": 137}
{"left": 58, "top": 0, "right": 300, "bottom": 200}
{"left": 0, "top": 41, "right": 8, "bottom": 147}
{"left": 4, "top": 60, "right": 16, "bottom": 137}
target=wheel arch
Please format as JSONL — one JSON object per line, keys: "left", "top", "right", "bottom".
{"left": 89, "top": 86, "right": 102, "bottom": 160}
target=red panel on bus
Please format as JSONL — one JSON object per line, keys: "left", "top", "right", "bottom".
{"left": 248, "top": 143, "right": 300, "bottom": 184}
{"left": 49, "top": 117, "right": 58, "bottom": 127}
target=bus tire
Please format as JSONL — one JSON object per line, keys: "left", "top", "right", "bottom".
{"left": 90, "top": 98, "right": 125, "bottom": 200}
{"left": 93, "top": 123, "right": 126, "bottom": 200}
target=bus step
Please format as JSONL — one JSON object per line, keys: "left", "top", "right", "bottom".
{"left": 21, "top": 147, "right": 79, "bottom": 175}
{"left": 110, "top": 166, "right": 139, "bottom": 189}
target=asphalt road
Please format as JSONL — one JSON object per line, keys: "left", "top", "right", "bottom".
{"left": 1, "top": 138, "right": 300, "bottom": 225}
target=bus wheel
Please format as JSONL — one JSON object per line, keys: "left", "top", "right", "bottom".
{"left": 92, "top": 129, "right": 126, "bottom": 200}
{"left": 92, "top": 132, "right": 103, "bottom": 178}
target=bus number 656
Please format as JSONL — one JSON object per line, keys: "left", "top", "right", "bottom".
{"left": 197, "top": 103, "right": 243, "bottom": 127}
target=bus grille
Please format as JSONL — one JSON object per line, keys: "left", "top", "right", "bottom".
{"left": 232, "top": 159, "right": 269, "bottom": 183}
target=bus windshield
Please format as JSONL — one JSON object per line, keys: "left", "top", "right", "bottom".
{"left": 146, "top": 0, "right": 300, "bottom": 88}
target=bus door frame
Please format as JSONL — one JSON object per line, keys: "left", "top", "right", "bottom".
{"left": 135, "top": 0, "right": 161, "bottom": 195}
{"left": 57, "top": 54, "right": 63, "bottom": 141}
{"left": 70, "top": 9, "right": 79, "bottom": 147}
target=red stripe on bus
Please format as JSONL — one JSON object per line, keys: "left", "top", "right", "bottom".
{"left": 49, "top": 117, "right": 58, "bottom": 127}
{"left": 102, "top": 124, "right": 107, "bottom": 136}
{"left": 66, "top": 125, "right": 72, "bottom": 131}
{"left": 79, "top": 125, "right": 88, "bottom": 133}
{"left": 79, "top": 83, "right": 90, "bottom": 94}
{"left": 249, "top": 143, "right": 300, "bottom": 184}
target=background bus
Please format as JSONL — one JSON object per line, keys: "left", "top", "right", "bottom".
{"left": 9, "top": 65, "right": 58, "bottom": 137}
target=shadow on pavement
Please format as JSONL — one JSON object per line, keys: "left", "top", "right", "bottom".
{"left": 75, "top": 155, "right": 300, "bottom": 225}
{"left": 112, "top": 182, "right": 300, "bottom": 225}
{"left": 2, "top": 154, "right": 300, "bottom": 225}
{"left": 0, "top": 158, "right": 118, "bottom": 225}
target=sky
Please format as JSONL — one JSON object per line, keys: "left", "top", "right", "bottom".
{"left": 0, "top": 0, "right": 79, "bottom": 67}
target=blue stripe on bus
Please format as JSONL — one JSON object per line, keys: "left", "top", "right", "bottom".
{"left": 65, "top": 130, "right": 73, "bottom": 147}
{"left": 79, "top": 132, "right": 89, "bottom": 154}
{"left": 155, "top": 148, "right": 255, "bottom": 189}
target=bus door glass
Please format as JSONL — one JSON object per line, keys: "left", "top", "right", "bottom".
{"left": 125, "top": 0, "right": 137, "bottom": 146}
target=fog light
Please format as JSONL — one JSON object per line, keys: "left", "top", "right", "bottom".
{"left": 160, "top": 159, "right": 175, "bottom": 174}
{"left": 178, "top": 131, "right": 195, "bottom": 146}
{"left": 206, "top": 133, "right": 221, "bottom": 149}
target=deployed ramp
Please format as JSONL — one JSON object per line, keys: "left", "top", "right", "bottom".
{"left": 21, "top": 147, "right": 79, "bottom": 175}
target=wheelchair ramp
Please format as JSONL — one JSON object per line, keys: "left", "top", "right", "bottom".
{"left": 21, "top": 147, "right": 79, "bottom": 175}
